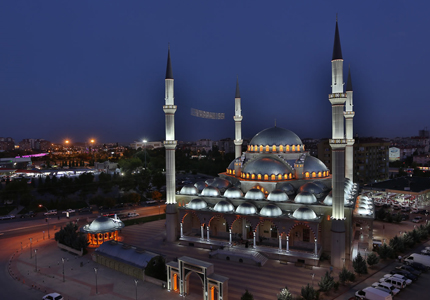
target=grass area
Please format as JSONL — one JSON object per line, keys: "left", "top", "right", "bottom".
{"left": 0, "top": 206, "right": 15, "bottom": 215}
{"left": 123, "top": 214, "right": 166, "bottom": 226}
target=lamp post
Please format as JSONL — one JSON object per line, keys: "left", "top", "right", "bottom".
{"left": 39, "top": 205, "right": 50, "bottom": 238}
{"left": 143, "top": 140, "right": 147, "bottom": 169}
{"left": 311, "top": 273, "right": 315, "bottom": 287}
{"left": 29, "top": 238, "right": 33, "bottom": 258}
{"left": 34, "top": 249, "right": 37, "bottom": 272}
{"left": 94, "top": 268, "right": 98, "bottom": 294}
{"left": 62, "top": 258, "right": 65, "bottom": 282}
{"left": 134, "top": 279, "right": 138, "bottom": 300}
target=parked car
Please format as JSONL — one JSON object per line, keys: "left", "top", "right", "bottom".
{"left": 62, "top": 209, "right": 75, "bottom": 214}
{"left": 371, "top": 282, "right": 400, "bottom": 296}
{"left": 412, "top": 216, "right": 422, "bottom": 223}
{"left": 401, "top": 207, "right": 411, "bottom": 212}
{"left": 355, "top": 287, "right": 392, "bottom": 300}
{"left": 421, "top": 249, "right": 430, "bottom": 255}
{"left": 78, "top": 207, "right": 92, "bottom": 212}
{"left": 127, "top": 212, "right": 139, "bottom": 218}
{"left": 418, "top": 209, "right": 428, "bottom": 215}
{"left": 406, "top": 261, "right": 428, "bottom": 272}
{"left": 411, "top": 208, "right": 419, "bottom": 214}
{"left": 20, "top": 211, "right": 37, "bottom": 218}
{"left": 389, "top": 269, "right": 418, "bottom": 281}
{"left": 0, "top": 214, "right": 16, "bottom": 220}
{"left": 395, "top": 264, "right": 421, "bottom": 276}
{"left": 44, "top": 209, "right": 58, "bottom": 216}
{"left": 42, "top": 293, "right": 63, "bottom": 300}
{"left": 379, "top": 276, "right": 407, "bottom": 289}
{"left": 383, "top": 274, "right": 412, "bottom": 285}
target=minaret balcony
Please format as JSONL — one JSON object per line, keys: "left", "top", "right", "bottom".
{"left": 164, "top": 140, "right": 177, "bottom": 149}
{"left": 234, "top": 139, "right": 243, "bottom": 145}
{"left": 344, "top": 111, "right": 355, "bottom": 118}
{"left": 329, "top": 93, "right": 347, "bottom": 105}
{"left": 233, "top": 116, "right": 243, "bottom": 121}
{"left": 163, "top": 105, "right": 177, "bottom": 114}
{"left": 329, "top": 139, "right": 347, "bottom": 149}
{"left": 346, "top": 139, "right": 355, "bottom": 146}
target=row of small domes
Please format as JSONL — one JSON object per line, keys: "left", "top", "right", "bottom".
{"left": 186, "top": 198, "right": 318, "bottom": 220}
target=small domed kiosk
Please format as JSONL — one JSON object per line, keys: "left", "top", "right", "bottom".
{"left": 80, "top": 216, "right": 124, "bottom": 248}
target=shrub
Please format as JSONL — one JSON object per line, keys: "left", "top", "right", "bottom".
{"left": 318, "top": 271, "right": 334, "bottom": 292}
{"left": 366, "top": 252, "right": 380, "bottom": 267}
{"left": 277, "top": 286, "right": 293, "bottom": 300}
{"left": 241, "top": 289, "right": 254, "bottom": 300}
{"left": 301, "top": 284, "right": 317, "bottom": 300}
{"left": 144, "top": 256, "right": 166, "bottom": 281}
{"left": 353, "top": 253, "right": 368, "bottom": 275}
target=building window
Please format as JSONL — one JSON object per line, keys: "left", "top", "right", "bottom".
{"left": 305, "top": 172, "right": 310, "bottom": 178}
{"left": 289, "top": 173, "right": 293, "bottom": 179}
{"left": 284, "top": 174, "right": 288, "bottom": 179}
{"left": 312, "top": 172, "right": 316, "bottom": 178}
{"left": 246, "top": 173, "right": 249, "bottom": 179}
{"left": 264, "top": 174, "right": 269, "bottom": 180}
{"left": 297, "top": 145, "right": 301, "bottom": 151}
{"left": 292, "top": 145, "right": 296, "bottom": 152}
{"left": 280, "top": 145, "right": 284, "bottom": 152}
{"left": 318, "top": 171, "right": 322, "bottom": 177}
{"left": 233, "top": 170, "right": 235, "bottom": 175}
{"left": 257, "top": 174, "right": 262, "bottom": 180}
{"left": 278, "top": 174, "right": 282, "bottom": 180}
{"left": 286, "top": 145, "right": 290, "bottom": 152}
{"left": 252, "top": 174, "right": 255, "bottom": 180}
{"left": 250, "top": 145, "right": 253, "bottom": 151}
{"left": 271, "top": 174, "right": 276, "bottom": 180}
{"left": 303, "top": 228, "right": 310, "bottom": 242}
{"left": 260, "top": 145, "right": 263, "bottom": 152}
{"left": 272, "top": 145, "right": 276, "bottom": 152}
{"left": 266, "top": 145, "right": 269, "bottom": 152}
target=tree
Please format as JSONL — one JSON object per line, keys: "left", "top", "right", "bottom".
{"left": 277, "top": 286, "right": 293, "bottom": 300}
{"left": 353, "top": 253, "right": 368, "bottom": 275}
{"left": 377, "top": 244, "right": 394, "bottom": 260}
{"left": 339, "top": 267, "right": 355, "bottom": 285}
{"left": 389, "top": 235, "right": 405, "bottom": 254}
{"left": 318, "top": 271, "right": 334, "bottom": 292}
{"left": 144, "top": 256, "right": 166, "bottom": 281}
{"left": 366, "top": 252, "right": 380, "bottom": 267}
{"left": 54, "top": 222, "right": 88, "bottom": 251}
{"left": 241, "top": 289, "right": 254, "bottom": 300}
{"left": 301, "top": 284, "right": 317, "bottom": 300}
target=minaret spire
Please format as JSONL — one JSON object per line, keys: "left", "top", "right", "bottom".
{"left": 332, "top": 19, "right": 343, "bottom": 60}
{"left": 346, "top": 65, "right": 353, "bottom": 91}
{"left": 163, "top": 46, "right": 178, "bottom": 242}
{"left": 233, "top": 76, "right": 243, "bottom": 159}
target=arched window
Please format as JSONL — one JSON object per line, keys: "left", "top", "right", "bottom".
{"left": 272, "top": 145, "right": 276, "bottom": 152}
{"left": 246, "top": 173, "right": 249, "bottom": 179}
{"left": 251, "top": 174, "right": 255, "bottom": 180}
{"left": 271, "top": 174, "right": 276, "bottom": 180}
{"left": 312, "top": 172, "right": 316, "bottom": 178}
{"left": 250, "top": 145, "right": 253, "bottom": 151}
{"left": 278, "top": 174, "right": 282, "bottom": 180}
{"left": 279, "top": 145, "right": 284, "bottom": 152}
{"left": 284, "top": 174, "right": 288, "bottom": 179}
{"left": 233, "top": 170, "right": 235, "bottom": 175}
{"left": 259, "top": 145, "right": 263, "bottom": 152}
{"left": 265, "top": 145, "right": 269, "bottom": 152}
{"left": 305, "top": 172, "right": 310, "bottom": 178}
{"left": 303, "top": 145, "right": 305, "bottom": 151}
{"left": 318, "top": 171, "right": 322, "bottom": 177}
{"left": 257, "top": 174, "right": 262, "bottom": 180}
{"left": 264, "top": 174, "right": 269, "bottom": 180}
{"left": 261, "top": 187, "right": 265, "bottom": 193}
{"left": 286, "top": 145, "right": 290, "bottom": 152}
{"left": 289, "top": 173, "right": 293, "bottom": 179}
{"left": 297, "top": 145, "right": 301, "bottom": 151}
{"left": 292, "top": 145, "right": 296, "bottom": 152}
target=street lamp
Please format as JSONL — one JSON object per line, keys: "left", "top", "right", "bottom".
{"left": 34, "top": 249, "right": 37, "bottom": 272}
{"left": 134, "top": 279, "right": 138, "bottom": 300}
{"left": 39, "top": 205, "right": 50, "bottom": 238}
{"left": 143, "top": 140, "right": 147, "bottom": 169}
{"left": 62, "top": 258, "right": 65, "bottom": 282}
{"left": 29, "top": 238, "right": 33, "bottom": 258}
{"left": 311, "top": 273, "right": 315, "bottom": 287}
{"left": 94, "top": 268, "right": 98, "bottom": 294}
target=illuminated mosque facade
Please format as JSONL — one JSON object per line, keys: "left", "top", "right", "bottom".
{"left": 163, "top": 21, "right": 374, "bottom": 269}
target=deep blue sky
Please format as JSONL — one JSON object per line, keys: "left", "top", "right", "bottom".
{"left": 1, "top": 1, "right": 429, "bottom": 144}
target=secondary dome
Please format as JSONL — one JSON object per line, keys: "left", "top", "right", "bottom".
{"left": 250, "top": 126, "right": 303, "bottom": 146}
{"left": 260, "top": 204, "right": 283, "bottom": 217}
{"left": 84, "top": 216, "right": 124, "bottom": 234}
{"left": 312, "top": 181, "right": 329, "bottom": 192}
{"left": 267, "top": 189, "right": 289, "bottom": 202}
{"left": 224, "top": 187, "right": 244, "bottom": 198}
{"left": 214, "top": 200, "right": 235, "bottom": 212}
{"left": 242, "top": 156, "right": 293, "bottom": 177}
{"left": 187, "top": 198, "right": 207, "bottom": 210}
{"left": 277, "top": 182, "right": 295, "bottom": 195}
{"left": 292, "top": 206, "right": 317, "bottom": 220}
{"left": 323, "top": 192, "right": 333, "bottom": 205}
{"left": 303, "top": 156, "right": 329, "bottom": 175}
{"left": 180, "top": 184, "right": 198, "bottom": 195}
{"left": 209, "top": 177, "right": 231, "bottom": 189}
{"left": 201, "top": 186, "right": 220, "bottom": 197}
{"left": 298, "top": 183, "right": 324, "bottom": 198}
{"left": 194, "top": 181, "right": 208, "bottom": 192}
{"left": 294, "top": 192, "right": 317, "bottom": 204}
{"left": 244, "top": 188, "right": 265, "bottom": 200}
{"left": 236, "top": 202, "right": 257, "bottom": 215}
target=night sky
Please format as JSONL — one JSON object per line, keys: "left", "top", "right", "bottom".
{"left": 1, "top": 1, "right": 429, "bottom": 144}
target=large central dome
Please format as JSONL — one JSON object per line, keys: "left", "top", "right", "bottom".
{"left": 250, "top": 126, "right": 302, "bottom": 146}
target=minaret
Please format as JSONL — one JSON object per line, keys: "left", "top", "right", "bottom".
{"left": 344, "top": 67, "right": 355, "bottom": 181}
{"left": 163, "top": 47, "right": 178, "bottom": 242}
{"left": 233, "top": 77, "right": 243, "bottom": 158}
{"left": 329, "top": 19, "right": 347, "bottom": 269}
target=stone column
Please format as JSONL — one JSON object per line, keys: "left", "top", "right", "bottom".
{"left": 278, "top": 234, "right": 282, "bottom": 252}
{"left": 229, "top": 228, "right": 232, "bottom": 246}
{"left": 253, "top": 231, "right": 256, "bottom": 249}
{"left": 201, "top": 225, "right": 204, "bottom": 240}
{"left": 314, "top": 238, "right": 318, "bottom": 256}
{"left": 180, "top": 222, "right": 183, "bottom": 238}
{"left": 286, "top": 235, "right": 289, "bottom": 252}
{"left": 207, "top": 226, "right": 210, "bottom": 242}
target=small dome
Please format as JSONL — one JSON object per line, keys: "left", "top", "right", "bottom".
{"left": 242, "top": 156, "right": 293, "bottom": 177}
{"left": 267, "top": 189, "right": 289, "bottom": 202}
{"left": 209, "top": 177, "right": 231, "bottom": 189}
{"left": 294, "top": 192, "right": 317, "bottom": 204}
{"left": 250, "top": 126, "right": 303, "bottom": 147}
{"left": 201, "top": 186, "right": 220, "bottom": 197}
{"left": 292, "top": 206, "right": 317, "bottom": 220}
{"left": 194, "top": 181, "right": 208, "bottom": 192}
{"left": 260, "top": 204, "right": 283, "bottom": 217}
{"left": 236, "top": 202, "right": 257, "bottom": 215}
{"left": 224, "top": 187, "right": 244, "bottom": 198}
{"left": 187, "top": 198, "right": 207, "bottom": 210}
{"left": 180, "top": 184, "right": 198, "bottom": 195}
{"left": 214, "top": 200, "right": 235, "bottom": 212}
{"left": 227, "top": 158, "right": 241, "bottom": 170}
{"left": 357, "top": 208, "right": 372, "bottom": 216}
{"left": 205, "top": 178, "right": 215, "bottom": 186}
{"left": 323, "top": 192, "right": 332, "bottom": 205}
{"left": 84, "top": 216, "right": 124, "bottom": 233}
{"left": 312, "top": 181, "right": 329, "bottom": 192}
{"left": 277, "top": 182, "right": 295, "bottom": 195}
{"left": 244, "top": 188, "right": 265, "bottom": 200}
{"left": 298, "top": 182, "right": 324, "bottom": 198}
{"left": 303, "top": 156, "right": 329, "bottom": 174}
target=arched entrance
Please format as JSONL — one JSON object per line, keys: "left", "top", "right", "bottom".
{"left": 257, "top": 220, "right": 278, "bottom": 246}
{"left": 182, "top": 212, "right": 202, "bottom": 237}
{"left": 231, "top": 218, "right": 253, "bottom": 241}
{"left": 288, "top": 223, "right": 316, "bottom": 251}
{"left": 167, "top": 256, "right": 229, "bottom": 300}
{"left": 208, "top": 216, "right": 228, "bottom": 239}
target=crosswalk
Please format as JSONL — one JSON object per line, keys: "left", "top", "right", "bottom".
{"left": 122, "top": 221, "right": 329, "bottom": 299}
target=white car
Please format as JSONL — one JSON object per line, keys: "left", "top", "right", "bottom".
{"left": 412, "top": 216, "right": 422, "bottom": 223}
{"left": 371, "top": 282, "right": 400, "bottom": 296}
{"left": 62, "top": 209, "right": 75, "bottom": 214}
{"left": 382, "top": 274, "right": 412, "bottom": 285}
{"left": 0, "top": 214, "right": 16, "bottom": 220}
{"left": 411, "top": 208, "right": 419, "bottom": 214}
{"left": 42, "top": 293, "right": 63, "bottom": 300}
{"left": 127, "top": 212, "right": 139, "bottom": 217}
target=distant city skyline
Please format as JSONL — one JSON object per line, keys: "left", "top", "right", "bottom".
{"left": 1, "top": 1, "right": 429, "bottom": 143}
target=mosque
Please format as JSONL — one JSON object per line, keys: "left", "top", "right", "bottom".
{"left": 163, "top": 21, "right": 374, "bottom": 270}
